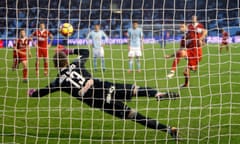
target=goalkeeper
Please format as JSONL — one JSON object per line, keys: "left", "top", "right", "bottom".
{"left": 28, "top": 48, "right": 179, "bottom": 140}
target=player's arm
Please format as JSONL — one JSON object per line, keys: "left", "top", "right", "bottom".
{"left": 86, "top": 32, "right": 93, "bottom": 47}
{"left": 127, "top": 30, "right": 131, "bottom": 51}
{"left": 102, "top": 31, "right": 108, "bottom": 47}
{"left": 28, "top": 79, "right": 60, "bottom": 97}
{"left": 29, "top": 31, "right": 35, "bottom": 40}
{"left": 140, "top": 30, "right": 144, "bottom": 50}
{"left": 13, "top": 40, "right": 18, "bottom": 53}
{"left": 30, "top": 31, "right": 37, "bottom": 47}
{"left": 27, "top": 44, "right": 32, "bottom": 57}
{"left": 199, "top": 28, "right": 208, "bottom": 46}
{"left": 72, "top": 49, "right": 90, "bottom": 65}
{"left": 13, "top": 40, "right": 25, "bottom": 55}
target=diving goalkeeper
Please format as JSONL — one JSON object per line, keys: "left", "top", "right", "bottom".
{"left": 28, "top": 48, "right": 179, "bottom": 140}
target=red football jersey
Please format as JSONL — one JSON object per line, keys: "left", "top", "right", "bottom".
{"left": 180, "top": 36, "right": 186, "bottom": 48}
{"left": 14, "top": 38, "right": 30, "bottom": 54}
{"left": 32, "top": 30, "right": 52, "bottom": 48}
{"left": 222, "top": 31, "right": 229, "bottom": 41}
{"left": 186, "top": 23, "right": 204, "bottom": 48}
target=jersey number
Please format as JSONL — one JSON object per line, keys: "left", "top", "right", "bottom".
{"left": 66, "top": 71, "right": 86, "bottom": 89}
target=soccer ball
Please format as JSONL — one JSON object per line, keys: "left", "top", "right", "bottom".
{"left": 59, "top": 23, "right": 74, "bottom": 37}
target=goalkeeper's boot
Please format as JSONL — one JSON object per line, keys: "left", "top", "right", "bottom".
{"left": 167, "top": 70, "right": 175, "bottom": 79}
{"left": 155, "top": 92, "right": 179, "bottom": 101}
{"left": 168, "top": 127, "right": 179, "bottom": 141}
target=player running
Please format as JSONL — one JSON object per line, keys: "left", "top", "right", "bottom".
{"left": 12, "top": 29, "right": 32, "bottom": 82}
{"left": 28, "top": 48, "right": 180, "bottom": 140}
{"left": 166, "top": 24, "right": 187, "bottom": 79}
{"left": 181, "top": 15, "right": 207, "bottom": 88}
{"left": 219, "top": 29, "right": 229, "bottom": 53}
{"left": 86, "top": 24, "right": 108, "bottom": 72}
{"left": 128, "top": 21, "right": 144, "bottom": 73}
{"left": 31, "top": 22, "right": 54, "bottom": 76}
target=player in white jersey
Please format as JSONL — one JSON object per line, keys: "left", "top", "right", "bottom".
{"left": 86, "top": 24, "right": 108, "bottom": 72}
{"left": 128, "top": 21, "right": 144, "bottom": 73}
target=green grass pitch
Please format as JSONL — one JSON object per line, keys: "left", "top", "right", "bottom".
{"left": 0, "top": 43, "right": 240, "bottom": 144}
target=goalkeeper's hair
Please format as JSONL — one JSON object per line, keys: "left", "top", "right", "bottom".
{"left": 53, "top": 52, "right": 68, "bottom": 68}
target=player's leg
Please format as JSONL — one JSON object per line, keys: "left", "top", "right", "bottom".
{"left": 163, "top": 39, "right": 167, "bottom": 48}
{"left": 42, "top": 49, "right": 48, "bottom": 76}
{"left": 100, "top": 47, "right": 105, "bottom": 71}
{"left": 197, "top": 47, "right": 203, "bottom": 62}
{"left": 180, "top": 49, "right": 195, "bottom": 88}
{"left": 43, "top": 57, "right": 48, "bottom": 76}
{"left": 135, "top": 50, "right": 142, "bottom": 72}
{"left": 181, "top": 67, "right": 190, "bottom": 88}
{"left": 133, "top": 85, "right": 179, "bottom": 100}
{"left": 93, "top": 49, "right": 98, "bottom": 71}
{"left": 12, "top": 58, "right": 19, "bottom": 71}
{"left": 102, "top": 101, "right": 178, "bottom": 140}
{"left": 220, "top": 44, "right": 223, "bottom": 53}
{"left": 167, "top": 49, "right": 185, "bottom": 78}
{"left": 135, "top": 56, "right": 141, "bottom": 72}
{"left": 112, "top": 83, "right": 179, "bottom": 101}
{"left": 35, "top": 49, "right": 40, "bottom": 76}
{"left": 93, "top": 57, "right": 97, "bottom": 71}
{"left": 35, "top": 57, "right": 40, "bottom": 76}
{"left": 225, "top": 43, "right": 229, "bottom": 52}
{"left": 128, "top": 49, "right": 135, "bottom": 73}
{"left": 21, "top": 60, "right": 28, "bottom": 83}
{"left": 100, "top": 57, "right": 105, "bottom": 71}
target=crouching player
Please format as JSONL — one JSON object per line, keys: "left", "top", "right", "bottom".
{"left": 13, "top": 29, "right": 32, "bottom": 82}
{"left": 28, "top": 48, "right": 180, "bottom": 140}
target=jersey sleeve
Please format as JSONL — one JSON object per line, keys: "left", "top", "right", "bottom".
{"left": 127, "top": 29, "right": 131, "bottom": 37}
{"left": 102, "top": 31, "right": 108, "bottom": 40}
{"left": 86, "top": 31, "right": 92, "bottom": 40}
{"left": 13, "top": 39, "right": 17, "bottom": 47}
{"left": 32, "top": 31, "right": 37, "bottom": 37}
{"left": 47, "top": 31, "right": 52, "bottom": 36}
{"left": 72, "top": 49, "right": 89, "bottom": 66}
{"left": 140, "top": 28, "right": 143, "bottom": 38}
{"left": 31, "top": 78, "right": 60, "bottom": 97}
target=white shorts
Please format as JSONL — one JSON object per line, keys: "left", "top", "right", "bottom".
{"left": 128, "top": 47, "right": 142, "bottom": 57}
{"left": 93, "top": 47, "right": 104, "bottom": 57}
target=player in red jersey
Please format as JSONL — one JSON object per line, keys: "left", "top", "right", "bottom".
{"left": 13, "top": 29, "right": 32, "bottom": 82}
{"left": 219, "top": 29, "right": 229, "bottom": 53}
{"left": 166, "top": 24, "right": 187, "bottom": 79}
{"left": 31, "top": 22, "right": 53, "bottom": 76}
{"left": 12, "top": 49, "right": 18, "bottom": 70}
{"left": 181, "top": 16, "right": 208, "bottom": 88}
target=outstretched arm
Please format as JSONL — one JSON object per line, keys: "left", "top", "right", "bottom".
{"left": 28, "top": 79, "right": 60, "bottom": 97}
{"left": 72, "top": 49, "right": 89, "bottom": 65}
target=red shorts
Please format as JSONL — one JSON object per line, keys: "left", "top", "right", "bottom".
{"left": 15, "top": 53, "right": 27, "bottom": 62}
{"left": 221, "top": 42, "right": 228, "bottom": 45}
{"left": 187, "top": 47, "right": 202, "bottom": 70}
{"left": 13, "top": 51, "right": 17, "bottom": 59}
{"left": 37, "top": 47, "right": 48, "bottom": 58}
